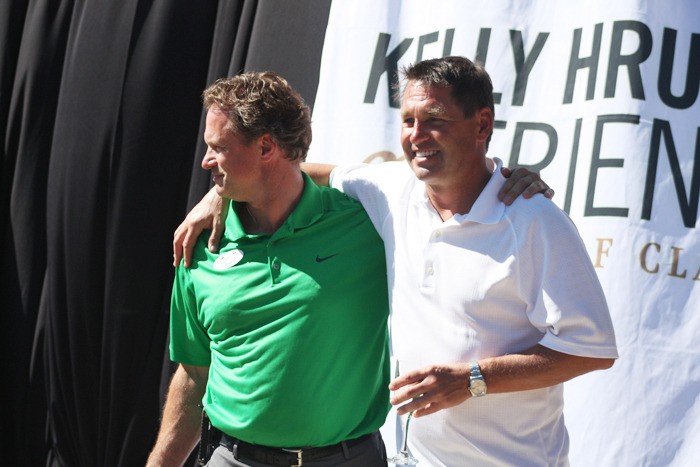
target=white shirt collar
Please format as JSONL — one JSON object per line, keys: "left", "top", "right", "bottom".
{"left": 455, "top": 157, "right": 506, "bottom": 225}
{"left": 412, "top": 157, "right": 506, "bottom": 225}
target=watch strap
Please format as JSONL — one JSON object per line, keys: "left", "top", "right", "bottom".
{"left": 468, "top": 360, "right": 487, "bottom": 397}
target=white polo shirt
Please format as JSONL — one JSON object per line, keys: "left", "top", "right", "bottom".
{"left": 331, "top": 158, "right": 618, "bottom": 467}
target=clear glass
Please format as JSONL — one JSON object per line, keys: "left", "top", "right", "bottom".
{"left": 387, "top": 411, "right": 419, "bottom": 465}
{"left": 387, "top": 359, "right": 419, "bottom": 465}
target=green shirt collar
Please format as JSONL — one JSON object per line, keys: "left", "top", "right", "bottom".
{"left": 226, "top": 173, "right": 324, "bottom": 241}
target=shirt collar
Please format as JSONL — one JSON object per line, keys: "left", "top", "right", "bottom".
{"left": 410, "top": 157, "right": 506, "bottom": 226}
{"left": 453, "top": 157, "right": 506, "bottom": 225}
{"left": 226, "top": 172, "right": 324, "bottom": 240}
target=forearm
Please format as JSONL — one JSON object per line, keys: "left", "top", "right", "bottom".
{"left": 391, "top": 345, "right": 614, "bottom": 417}
{"left": 478, "top": 344, "right": 615, "bottom": 394}
{"left": 300, "top": 162, "right": 337, "bottom": 187}
{"left": 147, "top": 364, "right": 209, "bottom": 466}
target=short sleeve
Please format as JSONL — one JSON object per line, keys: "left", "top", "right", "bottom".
{"left": 515, "top": 199, "right": 619, "bottom": 359}
{"left": 169, "top": 266, "right": 212, "bottom": 365}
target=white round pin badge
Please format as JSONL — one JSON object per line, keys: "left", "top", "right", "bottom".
{"left": 213, "top": 249, "right": 244, "bottom": 270}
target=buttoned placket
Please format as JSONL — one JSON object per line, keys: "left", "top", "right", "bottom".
{"left": 422, "top": 225, "right": 447, "bottom": 290}
{"left": 267, "top": 223, "right": 295, "bottom": 285}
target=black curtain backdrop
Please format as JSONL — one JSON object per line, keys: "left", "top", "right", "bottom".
{"left": 0, "top": 1, "right": 331, "bottom": 465}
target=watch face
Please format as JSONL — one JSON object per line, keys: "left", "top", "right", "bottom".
{"left": 471, "top": 378, "right": 487, "bottom": 396}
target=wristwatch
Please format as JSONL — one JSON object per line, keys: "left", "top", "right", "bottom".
{"left": 468, "top": 361, "right": 487, "bottom": 397}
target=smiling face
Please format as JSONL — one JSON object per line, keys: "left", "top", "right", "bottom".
{"left": 201, "top": 106, "right": 262, "bottom": 201}
{"left": 400, "top": 80, "right": 492, "bottom": 191}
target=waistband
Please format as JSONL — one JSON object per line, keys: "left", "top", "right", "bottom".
{"left": 219, "top": 431, "right": 377, "bottom": 466}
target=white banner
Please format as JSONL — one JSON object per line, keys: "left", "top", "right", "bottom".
{"left": 310, "top": 1, "right": 699, "bottom": 465}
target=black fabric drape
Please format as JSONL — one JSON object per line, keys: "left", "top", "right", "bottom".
{"left": 0, "top": 0, "right": 331, "bottom": 465}
{"left": 1, "top": 0, "right": 74, "bottom": 464}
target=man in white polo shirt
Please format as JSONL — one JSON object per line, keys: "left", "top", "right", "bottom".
{"left": 317, "top": 56, "right": 618, "bottom": 466}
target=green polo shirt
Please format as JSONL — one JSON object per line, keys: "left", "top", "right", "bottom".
{"left": 170, "top": 174, "right": 390, "bottom": 447}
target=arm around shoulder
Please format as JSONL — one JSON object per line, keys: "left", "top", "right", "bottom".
{"left": 300, "top": 162, "right": 337, "bottom": 187}
{"left": 173, "top": 186, "right": 229, "bottom": 268}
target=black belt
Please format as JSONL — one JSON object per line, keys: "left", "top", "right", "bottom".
{"left": 219, "top": 431, "right": 376, "bottom": 466}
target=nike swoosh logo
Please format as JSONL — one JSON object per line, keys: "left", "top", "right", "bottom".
{"left": 315, "top": 253, "right": 338, "bottom": 263}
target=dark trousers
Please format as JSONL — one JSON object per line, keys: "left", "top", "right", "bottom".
{"left": 206, "top": 431, "right": 387, "bottom": 467}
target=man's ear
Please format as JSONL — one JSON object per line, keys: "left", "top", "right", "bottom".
{"left": 259, "top": 134, "right": 276, "bottom": 161}
{"left": 476, "top": 107, "right": 494, "bottom": 142}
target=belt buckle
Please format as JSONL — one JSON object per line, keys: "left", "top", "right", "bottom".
{"left": 282, "top": 448, "right": 303, "bottom": 466}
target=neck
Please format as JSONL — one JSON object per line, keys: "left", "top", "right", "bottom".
{"left": 426, "top": 166, "right": 491, "bottom": 221}
{"left": 242, "top": 168, "right": 304, "bottom": 234}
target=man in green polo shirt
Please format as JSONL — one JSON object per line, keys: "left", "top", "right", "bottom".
{"left": 147, "top": 72, "right": 390, "bottom": 466}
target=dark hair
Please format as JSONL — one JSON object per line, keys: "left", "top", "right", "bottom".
{"left": 397, "top": 56, "right": 494, "bottom": 147}
{"left": 202, "top": 71, "right": 312, "bottom": 161}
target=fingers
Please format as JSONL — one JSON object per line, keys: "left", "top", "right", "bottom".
{"left": 413, "top": 401, "right": 443, "bottom": 418}
{"left": 388, "top": 367, "right": 423, "bottom": 391}
{"left": 521, "top": 179, "right": 553, "bottom": 199}
{"left": 173, "top": 225, "right": 186, "bottom": 267}
{"left": 517, "top": 179, "right": 547, "bottom": 200}
{"left": 498, "top": 167, "right": 554, "bottom": 205}
{"left": 394, "top": 395, "right": 427, "bottom": 416}
{"left": 395, "top": 393, "right": 445, "bottom": 417}
{"left": 389, "top": 378, "right": 427, "bottom": 407}
{"left": 394, "top": 386, "right": 467, "bottom": 417}
{"left": 208, "top": 200, "right": 229, "bottom": 253}
{"left": 182, "top": 230, "right": 194, "bottom": 268}
{"left": 173, "top": 225, "right": 200, "bottom": 269}
{"left": 390, "top": 363, "right": 472, "bottom": 416}
{"left": 172, "top": 189, "right": 228, "bottom": 268}
{"left": 208, "top": 226, "right": 221, "bottom": 254}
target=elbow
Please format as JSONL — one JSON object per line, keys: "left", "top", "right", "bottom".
{"left": 575, "top": 355, "right": 616, "bottom": 376}
{"left": 596, "top": 357, "right": 616, "bottom": 371}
